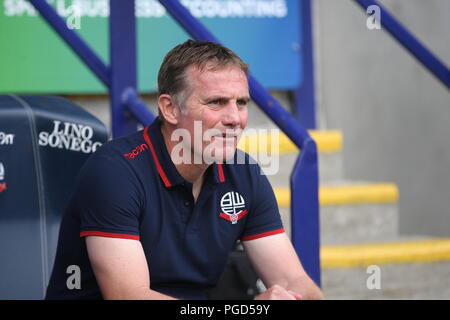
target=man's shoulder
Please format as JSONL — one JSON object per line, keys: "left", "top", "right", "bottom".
{"left": 77, "top": 129, "right": 148, "bottom": 179}
{"left": 68, "top": 129, "right": 150, "bottom": 204}
{"left": 92, "top": 129, "right": 147, "bottom": 161}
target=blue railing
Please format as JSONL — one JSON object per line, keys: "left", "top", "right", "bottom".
{"left": 295, "top": 0, "right": 317, "bottom": 129}
{"left": 28, "top": 0, "right": 322, "bottom": 286}
{"left": 353, "top": 0, "right": 450, "bottom": 90}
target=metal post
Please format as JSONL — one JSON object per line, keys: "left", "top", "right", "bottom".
{"left": 123, "top": 88, "right": 156, "bottom": 125}
{"left": 294, "top": 0, "right": 317, "bottom": 129}
{"left": 109, "top": 0, "right": 139, "bottom": 138}
{"left": 291, "top": 140, "right": 321, "bottom": 286}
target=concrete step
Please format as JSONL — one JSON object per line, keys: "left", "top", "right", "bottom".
{"left": 277, "top": 182, "right": 400, "bottom": 246}
{"left": 321, "top": 237, "right": 450, "bottom": 268}
{"left": 239, "top": 130, "right": 344, "bottom": 183}
{"left": 259, "top": 151, "right": 344, "bottom": 185}
{"left": 280, "top": 203, "right": 399, "bottom": 247}
{"left": 238, "top": 130, "right": 343, "bottom": 155}
{"left": 320, "top": 203, "right": 398, "bottom": 246}
{"left": 322, "top": 259, "right": 450, "bottom": 299}
{"left": 274, "top": 181, "right": 399, "bottom": 208}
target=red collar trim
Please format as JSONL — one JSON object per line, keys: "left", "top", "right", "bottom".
{"left": 143, "top": 126, "right": 172, "bottom": 188}
{"left": 217, "top": 163, "right": 225, "bottom": 183}
{"left": 143, "top": 124, "right": 226, "bottom": 186}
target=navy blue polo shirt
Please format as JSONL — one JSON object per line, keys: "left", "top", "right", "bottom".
{"left": 45, "top": 118, "right": 284, "bottom": 300}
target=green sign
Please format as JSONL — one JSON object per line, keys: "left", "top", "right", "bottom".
{"left": 0, "top": 0, "right": 302, "bottom": 94}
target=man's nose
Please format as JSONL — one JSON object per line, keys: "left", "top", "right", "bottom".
{"left": 222, "top": 102, "right": 241, "bottom": 127}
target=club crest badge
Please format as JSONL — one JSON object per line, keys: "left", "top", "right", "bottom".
{"left": 219, "top": 191, "right": 248, "bottom": 224}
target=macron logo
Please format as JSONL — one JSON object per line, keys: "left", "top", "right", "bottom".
{"left": 123, "top": 144, "right": 148, "bottom": 159}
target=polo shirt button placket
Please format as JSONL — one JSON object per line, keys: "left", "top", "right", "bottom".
{"left": 181, "top": 187, "right": 194, "bottom": 224}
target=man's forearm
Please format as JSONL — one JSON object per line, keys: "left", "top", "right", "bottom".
{"left": 101, "top": 286, "right": 179, "bottom": 300}
{"left": 141, "top": 289, "right": 179, "bottom": 300}
{"left": 286, "top": 276, "right": 325, "bottom": 300}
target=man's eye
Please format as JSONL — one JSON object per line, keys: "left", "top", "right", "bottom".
{"left": 208, "top": 99, "right": 226, "bottom": 107}
{"left": 237, "top": 100, "right": 249, "bottom": 107}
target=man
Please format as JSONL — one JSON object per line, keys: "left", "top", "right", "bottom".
{"left": 46, "top": 40, "right": 324, "bottom": 300}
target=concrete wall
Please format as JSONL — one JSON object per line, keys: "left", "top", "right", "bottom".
{"left": 313, "top": 0, "right": 450, "bottom": 236}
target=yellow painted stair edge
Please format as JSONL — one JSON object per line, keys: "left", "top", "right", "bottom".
{"left": 275, "top": 183, "right": 399, "bottom": 207}
{"left": 238, "top": 130, "right": 343, "bottom": 154}
{"left": 321, "top": 239, "right": 450, "bottom": 268}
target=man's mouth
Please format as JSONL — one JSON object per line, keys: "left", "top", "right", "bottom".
{"left": 219, "top": 133, "right": 236, "bottom": 138}
{"left": 213, "top": 133, "right": 239, "bottom": 141}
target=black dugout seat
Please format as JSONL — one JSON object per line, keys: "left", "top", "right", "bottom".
{"left": 0, "top": 95, "right": 108, "bottom": 299}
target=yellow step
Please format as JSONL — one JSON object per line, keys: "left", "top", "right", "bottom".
{"left": 274, "top": 183, "right": 399, "bottom": 207}
{"left": 321, "top": 238, "right": 450, "bottom": 268}
{"left": 238, "top": 130, "right": 343, "bottom": 154}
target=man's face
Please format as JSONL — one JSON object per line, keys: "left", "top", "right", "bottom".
{"left": 175, "top": 64, "right": 249, "bottom": 164}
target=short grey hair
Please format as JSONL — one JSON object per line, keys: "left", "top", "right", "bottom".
{"left": 157, "top": 40, "right": 249, "bottom": 116}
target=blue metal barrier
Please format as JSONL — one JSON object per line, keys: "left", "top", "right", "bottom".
{"left": 28, "top": 0, "right": 321, "bottom": 287}
{"left": 354, "top": 0, "right": 450, "bottom": 90}
{"left": 295, "top": 0, "right": 317, "bottom": 129}
{"left": 122, "top": 88, "right": 157, "bottom": 125}
{"left": 109, "top": 0, "right": 140, "bottom": 137}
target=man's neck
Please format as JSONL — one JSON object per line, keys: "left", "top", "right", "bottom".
{"left": 160, "top": 122, "right": 208, "bottom": 188}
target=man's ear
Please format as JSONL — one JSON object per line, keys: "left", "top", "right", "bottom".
{"left": 158, "top": 94, "right": 180, "bottom": 125}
